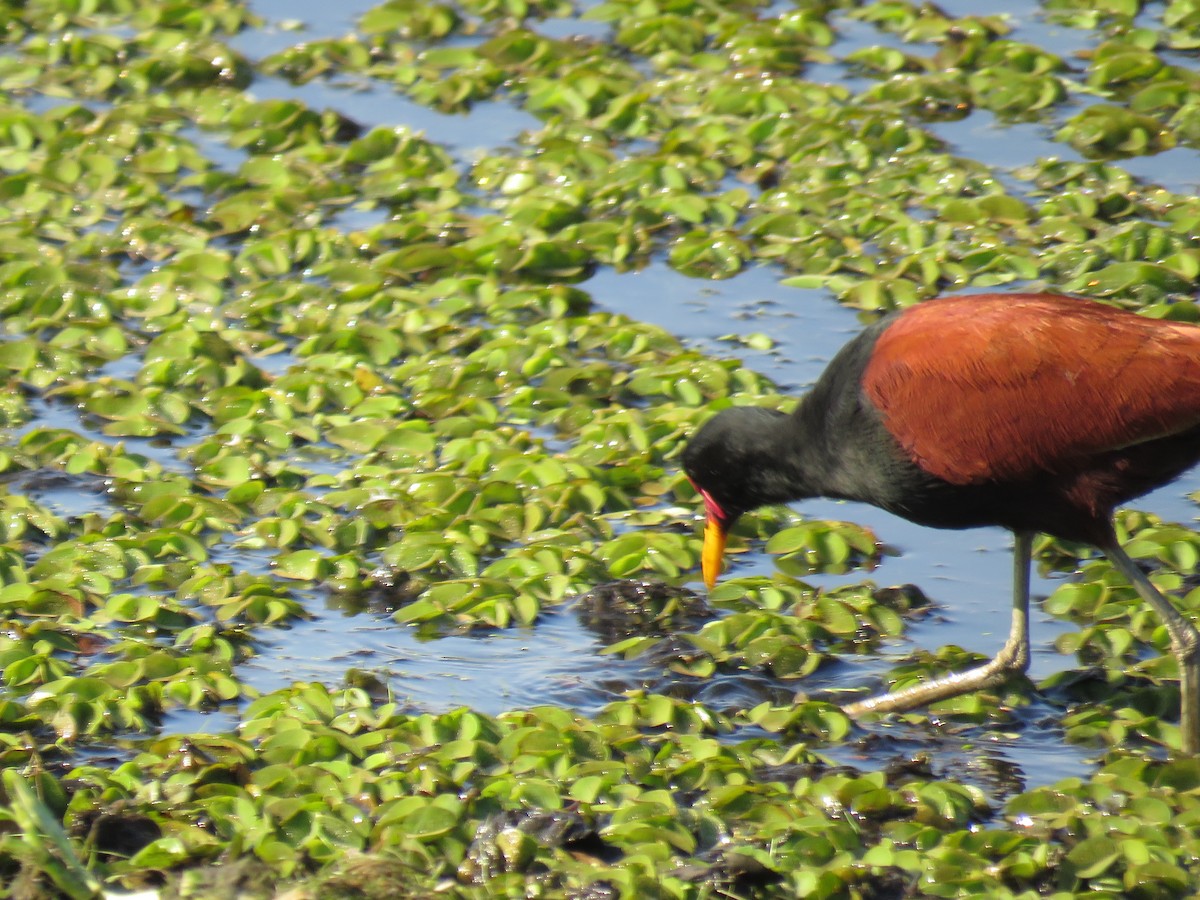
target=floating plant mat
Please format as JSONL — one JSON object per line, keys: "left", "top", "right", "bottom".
{"left": 4, "top": 0, "right": 1200, "bottom": 896}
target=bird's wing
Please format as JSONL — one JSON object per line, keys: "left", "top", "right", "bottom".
{"left": 862, "top": 294, "right": 1200, "bottom": 485}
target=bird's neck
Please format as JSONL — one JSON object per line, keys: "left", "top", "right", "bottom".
{"left": 785, "top": 392, "right": 883, "bottom": 504}
{"left": 742, "top": 403, "right": 825, "bottom": 507}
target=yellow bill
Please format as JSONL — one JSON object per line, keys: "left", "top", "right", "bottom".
{"left": 701, "top": 518, "right": 726, "bottom": 589}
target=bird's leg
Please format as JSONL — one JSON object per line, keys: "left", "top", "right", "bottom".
{"left": 843, "top": 531, "right": 1034, "bottom": 718}
{"left": 1100, "top": 540, "right": 1200, "bottom": 756}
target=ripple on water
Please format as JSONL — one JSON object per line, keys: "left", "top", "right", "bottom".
{"left": 240, "top": 602, "right": 657, "bottom": 718}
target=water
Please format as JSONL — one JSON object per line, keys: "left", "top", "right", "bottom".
{"left": 111, "top": 0, "right": 1200, "bottom": 791}
{"left": 241, "top": 601, "right": 652, "bottom": 716}
{"left": 230, "top": 0, "right": 377, "bottom": 56}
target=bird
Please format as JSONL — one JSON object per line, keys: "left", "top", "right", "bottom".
{"left": 682, "top": 292, "right": 1200, "bottom": 754}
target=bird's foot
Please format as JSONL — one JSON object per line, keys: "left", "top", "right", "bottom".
{"left": 842, "top": 655, "right": 1025, "bottom": 719}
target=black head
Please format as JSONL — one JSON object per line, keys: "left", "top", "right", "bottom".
{"left": 682, "top": 405, "right": 801, "bottom": 528}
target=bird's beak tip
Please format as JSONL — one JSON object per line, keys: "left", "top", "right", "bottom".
{"left": 700, "top": 517, "right": 726, "bottom": 590}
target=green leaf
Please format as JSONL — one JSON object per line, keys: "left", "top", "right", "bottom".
{"left": 3, "top": 770, "right": 102, "bottom": 898}
{"left": 1066, "top": 834, "right": 1120, "bottom": 879}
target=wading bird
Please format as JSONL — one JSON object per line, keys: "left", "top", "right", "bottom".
{"left": 682, "top": 293, "right": 1200, "bottom": 753}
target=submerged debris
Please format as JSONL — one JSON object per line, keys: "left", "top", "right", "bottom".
{"left": 460, "top": 808, "right": 610, "bottom": 884}
{"left": 571, "top": 579, "right": 715, "bottom": 643}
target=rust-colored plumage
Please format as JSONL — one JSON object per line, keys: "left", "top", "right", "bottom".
{"left": 682, "top": 292, "right": 1200, "bottom": 754}
{"left": 864, "top": 294, "right": 1200, "bottom": 487}
{"left": 860, "top": 294, "right": 1200, "bottom": 545}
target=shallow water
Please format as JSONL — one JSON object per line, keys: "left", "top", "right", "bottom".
{"left": 120, "top": 0, "right": 1200, "bottom": 794}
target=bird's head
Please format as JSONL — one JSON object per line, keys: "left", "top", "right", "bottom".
{"left": 682, "top": 406, "right": 794, "bottom": 588}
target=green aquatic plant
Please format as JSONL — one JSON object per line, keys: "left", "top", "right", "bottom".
{"left": 0, "top": 0, "right": 1199, "bottom": 895}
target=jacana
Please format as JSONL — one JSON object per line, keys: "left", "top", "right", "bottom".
{"left": 682, "top": 292, "right": 1200, "bottom": 754}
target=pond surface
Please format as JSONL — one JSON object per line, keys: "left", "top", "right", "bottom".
{"left": 17, "top": 3, "right": 1200, "bottom": 895}
{"left": 96, "top": 0, "right": 1200, "bottom": 797}
{"left": 211, "top": 0, "right": 1200, "bottom": 778}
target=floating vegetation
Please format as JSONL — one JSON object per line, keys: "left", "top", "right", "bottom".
{"left": 1, "top": 0, "right": 1200, "bottom": 895}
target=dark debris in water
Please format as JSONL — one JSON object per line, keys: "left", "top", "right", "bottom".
{"left": 570, "top": 579, "right": 715, "bottom": 643}
{"left": 351, "top": 566, "right": 426, "bottom": 614}
{"left": 672, "top": 848, "right": 784, "bottom": 894}
{"left": 460, "top": 808, "right": 614, "bottom": 884}
{"left": 846, "top": 726, "right": 1040, "bottom": 804}
{"left": 870, "top": 583, "right": 933, "bottom": 614}
{"left": 71, "top": 806, "right": 162, "bottom": 861}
